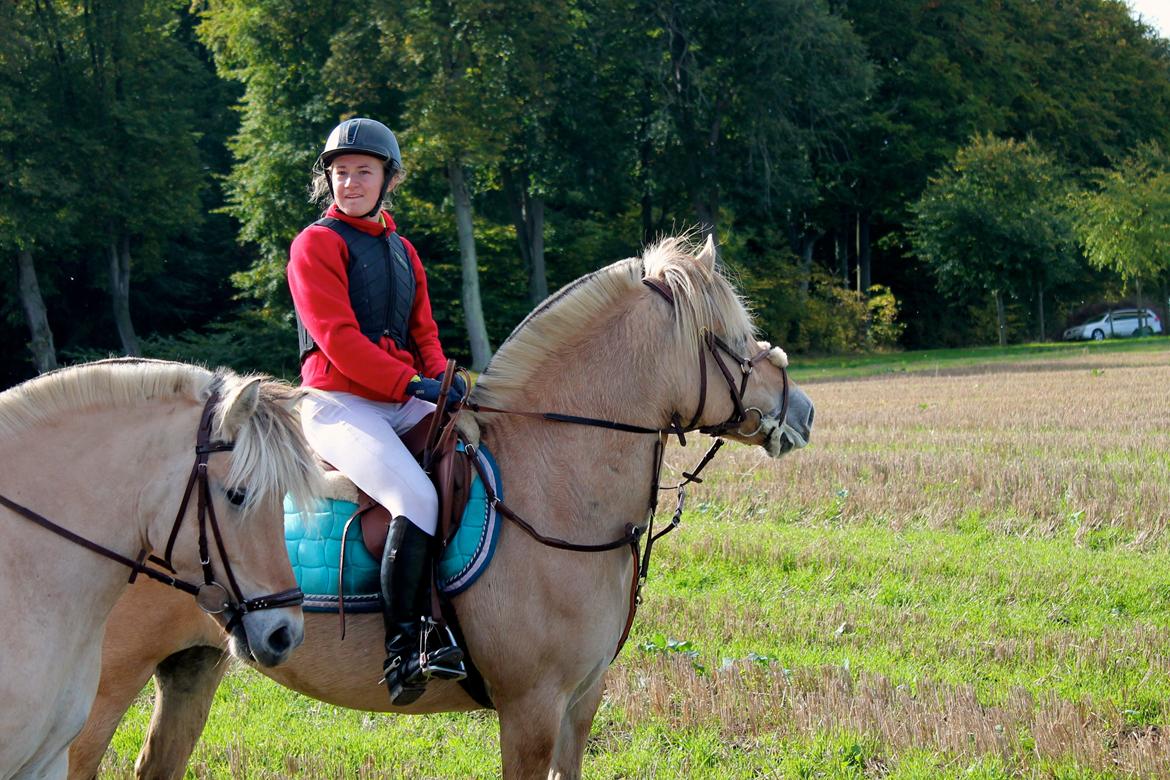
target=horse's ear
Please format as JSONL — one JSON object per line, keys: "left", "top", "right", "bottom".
{"left": 219, "top": 378, "right": 262, "bottom": 439}
{"left": 697, "top": 234, "right": 717, "bottom": 270}
{"left": 275, "top": 388, "right": 307, "bottom": 413}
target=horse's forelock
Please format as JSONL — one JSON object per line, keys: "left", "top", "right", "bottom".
{"left": 212, "top": 371, "right": 324, "bottom": 519}
{"left": 641, "top": 235, "right": 757, "bottom": 351}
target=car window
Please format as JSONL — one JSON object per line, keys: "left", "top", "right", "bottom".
{"left": 1114, "top": 312, "right": 1138, "bottom": 322}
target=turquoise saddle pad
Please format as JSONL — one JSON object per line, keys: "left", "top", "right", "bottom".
{"left": 284, "top": 442, "right": 502, "bottom": 612}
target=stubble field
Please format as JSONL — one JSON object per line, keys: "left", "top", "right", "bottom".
{"left": 100, "top": 343, "right": 1170, "bottom": 778}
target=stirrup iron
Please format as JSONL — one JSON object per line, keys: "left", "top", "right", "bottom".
{"left": 418, "top": 619, "right": 466, "bottom": 682}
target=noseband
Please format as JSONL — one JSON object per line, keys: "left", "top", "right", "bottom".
{"left": 0, "top": 390, "right": 303, "bottom": 631}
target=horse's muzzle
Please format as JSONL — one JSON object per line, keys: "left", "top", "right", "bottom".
{"left": 763, "top": 385, "right": 814, "bottom": 457}
{"left": 227, "top": 608, "right": 305, "bottom": 667}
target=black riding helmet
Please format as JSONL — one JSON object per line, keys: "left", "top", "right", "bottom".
{"left": 319, "top": 118, "right": 402, "bottom": 218}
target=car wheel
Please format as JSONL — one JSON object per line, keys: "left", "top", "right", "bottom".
{"left": 1092, "top": 329, "right": 1105, "bottom": 340}
{"left": 1136, "top": 326, "right": 1153, "bottom": 337}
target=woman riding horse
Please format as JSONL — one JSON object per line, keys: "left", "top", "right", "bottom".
{"left": 288, "top": 117, "right": 466, "bottom": 704}
{"left": 69, "top": 237, "right": 816, "bottom": 779}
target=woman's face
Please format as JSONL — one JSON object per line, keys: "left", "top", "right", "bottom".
{"left": 330, "top": 153, "right": 385, "bottom": 218}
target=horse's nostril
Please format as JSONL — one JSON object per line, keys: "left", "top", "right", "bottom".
{"left": 267, "top": 625, "right": 292, "bottom": 655}
{"left": 806, "top": 406, "right": 815, "bottom": 429}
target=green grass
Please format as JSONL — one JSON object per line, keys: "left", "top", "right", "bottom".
{"left": 100, "top": 505, "right": 1170, "bottom": 778}
{"left": 787, "top": 335, "right": 1170, "bottom": 382}
{"left": 638, "top": 509, "right": 1170, "bottom": 714}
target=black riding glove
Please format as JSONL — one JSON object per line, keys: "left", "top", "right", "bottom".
{"left": 436, "top": 372, "right": 468, "bottom": 403}
{"left": 406, "top": 375, "right": 466, "bottom": 409}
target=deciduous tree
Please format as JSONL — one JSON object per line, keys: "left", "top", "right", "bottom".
{"left": 1072, "top": 141, "right": 1170, "bottom": 330}
{"left": 911, "top": 134, "right": 1074, "bottom": 345}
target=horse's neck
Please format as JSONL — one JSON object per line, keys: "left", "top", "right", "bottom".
{"left": 488, "top": 417, "right": 660, "bottom": 533}
{"left": 483, "top": 340, "right": 684, "bottom": 535}
{"left": 5, "top": 405, "right": 189, "bottom": 589}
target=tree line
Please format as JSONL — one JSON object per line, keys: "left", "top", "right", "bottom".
{"left": 3, "top": 0, "right": 1170, "bottom": 388}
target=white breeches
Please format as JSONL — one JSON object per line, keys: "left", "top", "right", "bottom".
{"left": 301, "top": 391, "right": 439, "bottom": 535}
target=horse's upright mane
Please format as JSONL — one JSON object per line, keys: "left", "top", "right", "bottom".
{"left": 0, "top": 358, "right": 321, "bottom": 513}
{"left": 0, "top": 358, "right": 212, "bottom": 438}
{"left": 471, "top": 235, "right": 755, "bottom": 411}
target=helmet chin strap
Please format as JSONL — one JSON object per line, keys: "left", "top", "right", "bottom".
{"left": 363, "top": 187, "right": 387, "bottom": 218}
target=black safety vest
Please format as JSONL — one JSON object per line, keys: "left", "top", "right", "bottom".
{"left": 296, "top": 217, "right": 417, "bottom": 362}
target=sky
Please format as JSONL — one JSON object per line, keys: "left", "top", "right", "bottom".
{"left": 1128, "top": 0, "right": 1170, "bottom": 37}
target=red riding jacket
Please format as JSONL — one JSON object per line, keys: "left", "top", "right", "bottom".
{"left": 287, "top": 205, "right": 448, "bottom": 402}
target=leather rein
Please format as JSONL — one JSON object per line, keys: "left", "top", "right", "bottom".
{"left": 0, "top": 390, "right": 303, "bottom": 631}
{"left": 459, "top": 278, "right": 790, "bottom": 655}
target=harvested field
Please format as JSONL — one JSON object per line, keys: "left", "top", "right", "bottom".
{"left": 692, "top": 348, "right": 1170, "bottom": 540}
{"left": 605, "top": 345, "right": 1170, "bottom": 777}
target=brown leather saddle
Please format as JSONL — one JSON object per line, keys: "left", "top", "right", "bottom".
{"left": 337, "top": 408, "right": 473, "bottom": 560}
{"left": 327, "top": 363, "right": 492, "bottom": 707}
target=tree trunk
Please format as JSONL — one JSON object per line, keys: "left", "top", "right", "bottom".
{"left": 1136, "top": 279, "right": 1146, "bottom": 332}
{"left": 16, "top": 248, "right": 58, "bottom": 373}
{"left": 1036, "top": 279, "right": 1046, "bottom": 342}
{"left": 109, "top": 234, "right": 140, "bottom": 356}
{"left": 639, "top": 98, "right": 655, "bottom": 246}
{"left": 797, "top": 233, "right": 820, "bottom": 300}
{"left": 666, "top": 6, "right": 720, "bottom": 246}
{"left": 858, "top": 213, "right": 872, "bottom": 292}
{"left": 502, "top": 169, "right": 547, "bottom": 307}
{"left": 693, "top": 198, "right": 717, "bottom": 245}
{"left": 1162, "top": 277, "right": 1169, "bottom": 336}
{"left": 527, "top": 196, "right": 546, "bottom": 305}
{"left": 447, "top": 160, "right": 492, "bottom": 371}
{"left": 837, "top": 218, "right": 849, "bottom": 286}
{"left": 994, "top": 289, "right": 1007, "bottom": 347}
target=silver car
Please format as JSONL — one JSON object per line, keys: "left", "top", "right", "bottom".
{"left": 1063, "top": 308, "right": 1163, "bottom": 340}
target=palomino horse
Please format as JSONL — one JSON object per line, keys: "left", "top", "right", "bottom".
{"left": 70, "top": 237, "right": 815, "bottom": 779}
{"left": 0, "top": 358, "right": 322, "bottom": 780}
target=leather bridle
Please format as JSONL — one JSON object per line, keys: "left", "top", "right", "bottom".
{"left": 467, "top": 280, "right": 788, "bottom": 448}
{"left": 457, "top": 278, "right": 791, "bottom": 656}
{"left": 0, "top": 390, "right": 303, "bottom": 632}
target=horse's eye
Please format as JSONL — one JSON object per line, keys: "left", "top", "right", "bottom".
{"left": 225, "top": 487, "right": 248, "bottom": 507}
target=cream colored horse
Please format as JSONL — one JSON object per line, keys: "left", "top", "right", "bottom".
{"left": 70, "top": 237, "right": 815, "bottom": 779}
{"left": 0, "top": 359, "right": 321, "bottom": 780}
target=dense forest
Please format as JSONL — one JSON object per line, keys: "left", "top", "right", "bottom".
{"left": 3, "top": 0, "right": 1170, "bottom": 387}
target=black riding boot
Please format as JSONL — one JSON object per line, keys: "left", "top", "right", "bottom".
{"left": 380, "top": 515, "right": 465, "bottom": 706}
